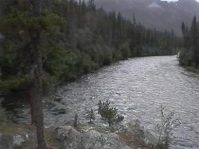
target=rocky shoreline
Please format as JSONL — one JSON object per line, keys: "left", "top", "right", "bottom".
{"left": 0, "top": 120, "right": 158, "bottom": 149}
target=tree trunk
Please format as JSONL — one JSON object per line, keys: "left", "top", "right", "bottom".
{"left": 32, "top": 47, "right": 48, "bottom": 149}
{"left": 30, "top": 0, "right": 48, "bottom": 148}
{"left": 195, "top": 54, "right": 199, "bottom": 68}
{"left": 108, "top": 120, "right": 111, "bottom": 127}
{"left": 29, "top": 89, "right": 35, "bottom": 124}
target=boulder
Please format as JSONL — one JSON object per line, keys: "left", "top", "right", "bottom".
{"left": 0, "top": 133, "right": 13, "bottom": 149}
{"left": 124, "top": 120, "right": 158, "bottom": 146}
{"left": 0, "top": 133, "right": 28, "bottom": 149}
{"left": 125, "top": 120, "right": 145, "bottom": 139}
{"left": 55, "top": 126, "right": 132, "bottom": 149}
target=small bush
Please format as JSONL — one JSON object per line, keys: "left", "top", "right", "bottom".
{"left": 98, "top": 101, "right": 124, "bottom": 127}
{"left": 0, "top": 106, "right": 7, "bottom": 127}
{"left": 155, "top": 105, "right": 181, "bottom": 149}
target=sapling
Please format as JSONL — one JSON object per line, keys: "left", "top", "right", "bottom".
{"left": 86, "top": 108, "right": 95, "bottom": 124}
{"left": 98, "top": 100, "right": 124, "bottom": 127}
{"left": 155, "top": 105, "right": 181, "bottom": 149}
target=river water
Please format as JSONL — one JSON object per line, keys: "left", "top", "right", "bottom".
{"left": 2, "top": 56, "right": 199, "bottom": 149}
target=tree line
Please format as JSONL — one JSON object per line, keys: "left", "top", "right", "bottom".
{"left": 0, "top": 0, "right": 182, "bottom": 94}
{"left": 0, "top": 0, "right": 181, "bottom": 148}
{"left": 179, "top": 16, "right": 199, "bottom": 68}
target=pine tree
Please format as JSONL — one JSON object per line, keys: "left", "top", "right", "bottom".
{"left": 29, "top": 0, "right": 48, "bottom": 148}
{"left": 0, "top": 0, "right": 64, "bottom": 148}
{"left": 190, "top": 16, "right": 199, "bottom": 68}
{"left": 179, "top": 16, "right": 199, "bottom": 67}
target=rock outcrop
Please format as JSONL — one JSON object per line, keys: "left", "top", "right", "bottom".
{"left": 0, "top": 120, "right": 158, "bottom": 149}
{"left": 123, "top": 120, "right": 158, "bottom": 146}
{"left": 55, "top": 125, "right": 132, "bottom": 149}
{"left": 0, "top": 133, "right": 28, "bottom": 149}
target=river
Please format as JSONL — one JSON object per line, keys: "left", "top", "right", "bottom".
{"left": 2, "top": 56, "right": 199, "bottom": 149}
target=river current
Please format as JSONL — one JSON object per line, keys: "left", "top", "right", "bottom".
{"left": 3, "top": 56, "right": 199, "bottom": 149}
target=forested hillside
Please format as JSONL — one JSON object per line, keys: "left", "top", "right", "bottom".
{"left": 94, "top": 0, "right": 199, "bottom": 36}
{"left": 0, "top": 0, "right": 181, "bottom": 94}
{"left": 0, "top": 1, "right": 184, "bottom": 148}
{"left": 179, "top": 16, "right": 199, "bottom": 68}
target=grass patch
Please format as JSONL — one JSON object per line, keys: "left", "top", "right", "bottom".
{"left": 118, "top": 133, "right": 151, "bottom": 149}
{"left": 185, "top": 66, "right": 199, "bottom": 73}
{"left": 0, "top": 121, "right": 153, "bottom": 149}
{"left": 45, "top": 128, "right": 61, "bottom": 149}
{"left": 0, "top": 122, "right": 38, "bottom": 149}
{"left": 0, "top": 122, "right": 62, "bottom": 149}
{"left": 0, "top": 122, "right": 34, "bottom": 135}
{"left": 62, "top": 121, "right": 86, "bottom": 132}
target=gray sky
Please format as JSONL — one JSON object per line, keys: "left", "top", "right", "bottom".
{"left": 162, "top": 0, "right": 199, "bottom": 2}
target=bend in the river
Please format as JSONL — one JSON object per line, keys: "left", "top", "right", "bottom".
{"left": 3, "top": 56, "right": 199, "bottom": 149}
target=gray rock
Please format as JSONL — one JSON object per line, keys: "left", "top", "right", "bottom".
{"left": 0, "top": 133, "right": 28, "bottom": 149}
{"left": 144, "top": 130, "right": 158, "bottom": 145}
{"left": 55, "top": 126, "right": 132, "bottom": 149}
{"left": 124, "top": 120, "right": 158, "bottom": 146}
{"left": 13, "top": 134, "right": 28, "bottom": 147}
{"left": 125, "top": 120, "right": 145, "bottom": 139}
{"left": 0, "top": 133, "right": 13, "bottom": 149}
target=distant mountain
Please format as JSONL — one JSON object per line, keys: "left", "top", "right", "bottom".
{"left": 94, "top": 0, "right": 199, "bottom": 36}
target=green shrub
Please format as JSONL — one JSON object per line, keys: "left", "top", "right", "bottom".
{"left": 98, "top": 101, "right": 124, "bottom": 127}
{"left": 155, "top": 105, "right": 181, "bottom": 149}
{"left": 0, "top": 75, "right": 32, "bottom": 93}
{"left": 0, "top": 107, "right": 7, "bottom": 127}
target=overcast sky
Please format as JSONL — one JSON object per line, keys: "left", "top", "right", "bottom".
{"left": 162, "top": 0, "right": 199, "bottom": 2}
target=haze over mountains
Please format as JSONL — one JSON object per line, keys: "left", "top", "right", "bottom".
{"left": 94, "top": 0, "right": 199, "bottom": 36}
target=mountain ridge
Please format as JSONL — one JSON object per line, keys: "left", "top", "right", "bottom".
{"left": 94, "top": 0, "right": 199, "bottom": 36}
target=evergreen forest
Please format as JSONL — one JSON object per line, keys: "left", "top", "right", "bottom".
{"left": 179, "top": 16, "right": 199, "bottom": 68}
{"left": 0, "top": 0, "right": 182, "bottom": 94}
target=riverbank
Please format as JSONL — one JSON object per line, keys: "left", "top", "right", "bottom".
{"left": 184, "top": 66, "right": 199, "bottom": 73}
{"left": 1, "top": 56, "right": 199, "bottom": 149}
{"left": 0, "top": 120, "right": 156, "bottom": 149}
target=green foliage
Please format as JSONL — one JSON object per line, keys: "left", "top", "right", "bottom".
{"left": 0, "top": 75, "right": 32, "bottom": 93}
{"left": 184, "top": 66, "right": 199, "bottom": 73}
{"left": 155, "top": 106, "right": 181, "bottom": 149}
{"left": 179, "top": 16, "right": 199, "bottom": 68}
{"left": 0, "top": 107, "right": 7, "bottom": 127}
{"left": 0, "top": 0, "right": 66, "bottom": 93}
{"left": 0, "top": 0, "right": 181, "bottom": 94}
{"left": 119, "top": 43, "right": 131, "bottom": 59}
{"left": 98, "top": 101, "right": 124, "bottom": 127}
